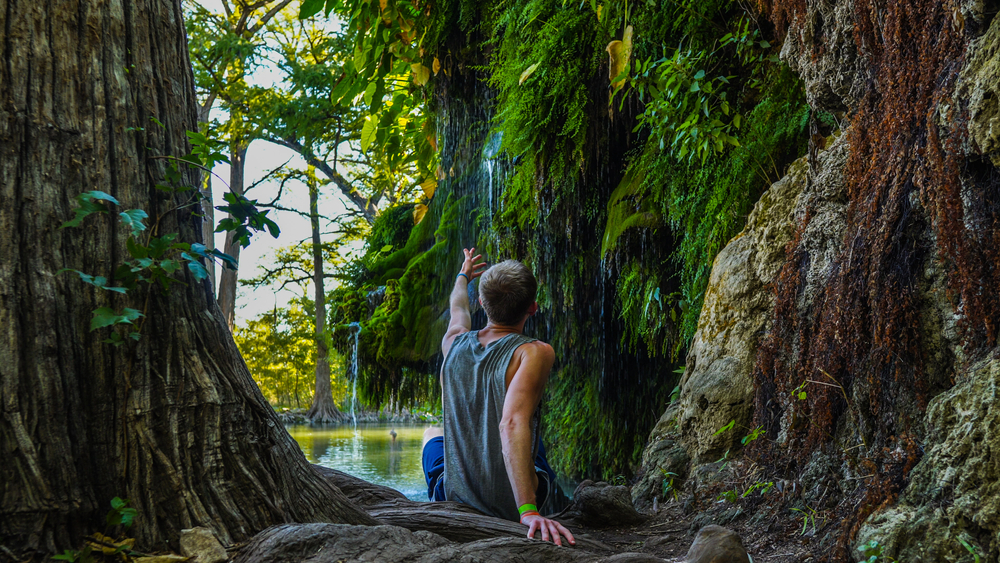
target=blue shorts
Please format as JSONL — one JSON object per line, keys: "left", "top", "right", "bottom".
{"left": 421, "top": 436, "right": 558, "bottom": 506}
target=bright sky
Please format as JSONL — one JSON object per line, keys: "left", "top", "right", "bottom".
{"left": 196, "top": 0, "right": 363, "bottom": 325}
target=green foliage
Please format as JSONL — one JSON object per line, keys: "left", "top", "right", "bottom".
{"left": 61, "top": 128, "right": 273, "bottom": 345}
{"left": 106, "top": 497, "right": 137, "bottom": 529}
{"left": 235, "top": 303, "right": 351, "bottom": 408}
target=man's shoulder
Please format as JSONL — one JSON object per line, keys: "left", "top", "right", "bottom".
{"left": 517, "top": 339, "right": 554, "bottom": 361}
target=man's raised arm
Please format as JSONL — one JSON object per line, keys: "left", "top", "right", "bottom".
{"left": 441, "top": 248, "right": 487, "bottom": 358}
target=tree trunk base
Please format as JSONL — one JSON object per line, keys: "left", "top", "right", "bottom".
{"left": 305, "top": 402, "right": 348, "bottom": 424}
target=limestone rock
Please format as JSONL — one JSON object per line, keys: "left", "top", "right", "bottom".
{"left": 855, "top": 357, "right": 1000, "bottom": 562}
{"left": 684, "top": 525, "right": 750, "bottom": 563}
{"left": 179, "top": 527, "right": 228, "bottom": 563}
{"left": 961, "top": 14, "right": 1000, "bottom": 166}
{"left": 676, "top": 153, "right": 808, "bottom": 463}
{"left": 557, "top": 480, "right": 647, "bottom": 528}
{"left": 777, "top": 0, "right": 864, "bottom": 112}
{"left": 631, "top": 405, "right": 691, "bottom": 511}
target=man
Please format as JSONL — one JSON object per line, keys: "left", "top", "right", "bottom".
{"left": 421, "top": 248, "right": 575, "bottom": 546}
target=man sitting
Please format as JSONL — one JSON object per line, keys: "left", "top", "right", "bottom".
{"left": 421, "top": 248, "right": 575, "bottom": 546}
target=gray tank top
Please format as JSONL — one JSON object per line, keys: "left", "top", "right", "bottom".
{"left": 441, "top": 330, "right": 539, "bottom": 522}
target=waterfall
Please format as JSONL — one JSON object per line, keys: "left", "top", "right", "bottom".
{"left": 349, "top": 321, "right": 360, "bottom": 428}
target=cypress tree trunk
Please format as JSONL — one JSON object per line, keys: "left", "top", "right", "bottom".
{"left": 305, "top": 171, "right": 346, "bottom": 423}
{"left": 0, "top": 0, "right": 373, "bottom": 557}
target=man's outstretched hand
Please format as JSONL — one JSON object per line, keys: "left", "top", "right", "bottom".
{"left": 460, "top": 247, "right": 488, "bottom": 280}
{"left": 521, "top": 514, "right": 575, "bottom": 547}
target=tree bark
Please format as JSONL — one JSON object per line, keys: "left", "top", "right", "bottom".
{"left": 305, "top": 171, "right": 345, "bottom": 423}
{"left": 0, "top": 0, "right": 373, "bottom": 557}
{"left": 216, "top": 142, "right": 247, "bottom": 329}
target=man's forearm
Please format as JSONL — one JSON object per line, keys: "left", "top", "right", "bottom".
{"left": 500, "top": 417, "right": 539, "bottom": 509}
{"left": 449, "top": 274, "right": 469, "bottom": 313}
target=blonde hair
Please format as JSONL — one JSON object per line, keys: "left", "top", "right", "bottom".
{"left": 478, "top": 260, "right": 537, "bottom": 326}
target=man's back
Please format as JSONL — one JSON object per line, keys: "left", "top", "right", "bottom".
{"left": 441, "top": 330, "right": 539, "bottom": 522}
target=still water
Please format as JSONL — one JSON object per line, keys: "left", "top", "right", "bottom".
{"left": 287, "top": 423, "right": 432, "bottom": 501}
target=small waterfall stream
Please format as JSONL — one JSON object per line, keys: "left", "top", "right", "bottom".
{"left": 348, "top": 321, "right": 360, "bottom": 428}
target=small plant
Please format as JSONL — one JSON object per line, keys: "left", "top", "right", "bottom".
{"left": 741, "top": 480, "right": 774, "bottom": 498}
{"left": 857, "top": 539, "right": 901, "bottom": 563}
{"left": 610, "top": 474, "right": 628, "bottom": 486}
{"left": 741, "top": 426, "right": 766, "bottom": 446}
{"left": 716, "top": 489, "right": 738, "bottom": 503}
{"left": 791, "top": 505, "right": 824, "bottom": 536}
{"left": 660, "top": 470, "right": 680, "bottom": 502}
{"left": 52, "top": 497, "right": 141, "bottom": 562}
{"left": 959, "top": 537, "right": 981, "bottom": 563}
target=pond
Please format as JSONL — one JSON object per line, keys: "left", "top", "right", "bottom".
{"left": 287, "top": 423, "right": 432, "bottom": 501}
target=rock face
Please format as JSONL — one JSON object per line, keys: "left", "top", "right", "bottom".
{"left": 855, "top": 357, "right": 1000, "bottom": 561}
{"left": 558, "top": 481, "right": 647, "bottom": 528}
{"left": 778, "top": 0, "right": 864, "bottom": 112}
{"left": 962, "top": 14, "right": 1000, "bottom": 166}
{"left": 674, "top": 155, "right": 808, "bottom": 464}
{"left": 179, "top": 527, "right": 228, "bottom": 563}
{"left": 631, "top": 405, "right": 691, "bottom": 511}
{"left": 684, "top": 525, "right": 750, "bottom": 563}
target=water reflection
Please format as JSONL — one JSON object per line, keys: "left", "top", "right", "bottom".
{"left": 287, "top": 423, "right": 431, "bottom": 501}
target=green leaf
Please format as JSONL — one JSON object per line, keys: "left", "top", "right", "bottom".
{"left": 82, "top": 191, "right": 119, "bottom": 205}
{"left": 694, "top": 69, "right": 706, "bottom": 80}
{"left": 360, "top": 118, "right": 377, "bottom": 152}
{"left": 119, "top": 209, "right": 148, "bottom": 237}
{"left": 798, "top": 391, "right": 807, "bottom": 400}
{"left": 90, "top": 307, "right": 142, "bottom": 331}
{"left": 182, "top": 252, "right": 209, "bottom": 281}
{"left": 210, "top": 249, "right": 238, "bottom": 270}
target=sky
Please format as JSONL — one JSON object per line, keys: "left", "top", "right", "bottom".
{"left": 195, "top": 0, "right": 363, "bottom": 325}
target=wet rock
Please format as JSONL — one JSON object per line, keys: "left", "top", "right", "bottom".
{"left": 675, "top": 156, "right": 807, "bottom": 464}
{"left": 557, "top": 481, "right": 647, "bottom": 528}
{"left": 179, "top": 527, "right": 228, "bottom": 563}
{"left": 684, "top": 525, "right": 750, "bottom": 563}
{"left": 855, "top": 357, "right": 1000, "bottom": 562}
{"left": 962, "top": 14, "right": 1000, "bottom": 166}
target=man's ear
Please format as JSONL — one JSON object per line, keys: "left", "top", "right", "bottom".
{"left": 528, "top": 302, "right": 539, "bottom": 316}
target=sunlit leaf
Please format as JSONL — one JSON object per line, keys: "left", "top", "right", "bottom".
{"left": 419, "top": 177, "right": 437, "bottom": 199}
{"left": 432, "top": 56, "right": 441, "bottom": 75}
{"left": 413, "top": 203, "right": 428, "bottom": 224}
{"left": 606, "top": 25, "right": 633, "bottom": 90}
{"left": 412, "top": 63, "right": 430, "bottom": 86}
{"left": 518, "top": 62, "right": 540, "bottom": 85}
{"left": 360, "top": 118, "right": 377, "bottom": 152}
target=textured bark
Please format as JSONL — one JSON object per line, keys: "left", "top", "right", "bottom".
{"left": 233, "top": 523, "right": 611, "bottom": 563}
{"left": 0, "top": 0, "right": 374, "bottom": 557}
{"left": 305, "top": 178, "right": 345, "bottom": 423}
{"left": 312, "top": 466, "right": 610, "bottom": 552}
{"left": 216, "top": 142, "right": 247, "bottom": 329}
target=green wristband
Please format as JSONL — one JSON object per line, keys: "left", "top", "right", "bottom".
{"left": 457, "top": 272, "right": 470, "bottom": 282}
{"left": 518, "top": 503, "right": 538, "bottom": 516}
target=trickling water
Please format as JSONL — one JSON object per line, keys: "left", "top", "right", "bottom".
{"left": 349, "top": 321, "right": 360, "bottom": 428}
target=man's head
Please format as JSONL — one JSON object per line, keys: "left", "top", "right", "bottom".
{"left": 478, "top": 260, "right": 537, "bottom": 326}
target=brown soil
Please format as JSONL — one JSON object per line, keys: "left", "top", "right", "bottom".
{"left": 581, "top": 497, "right": 821, "bottom": 562}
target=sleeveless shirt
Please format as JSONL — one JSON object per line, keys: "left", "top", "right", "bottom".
{"left": 441, "top": 330, "right": 539, "bottom": 522}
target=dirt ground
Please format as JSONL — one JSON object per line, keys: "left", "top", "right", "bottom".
{"left": 578, "top": 501, "right": 819, "bottom": 562}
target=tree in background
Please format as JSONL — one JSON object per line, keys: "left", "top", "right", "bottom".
{"left": 185, "top": 0, "right": 292, "bottom": 326}
{"left": 235, "top": 301, "right": 351, "bottom": 408}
